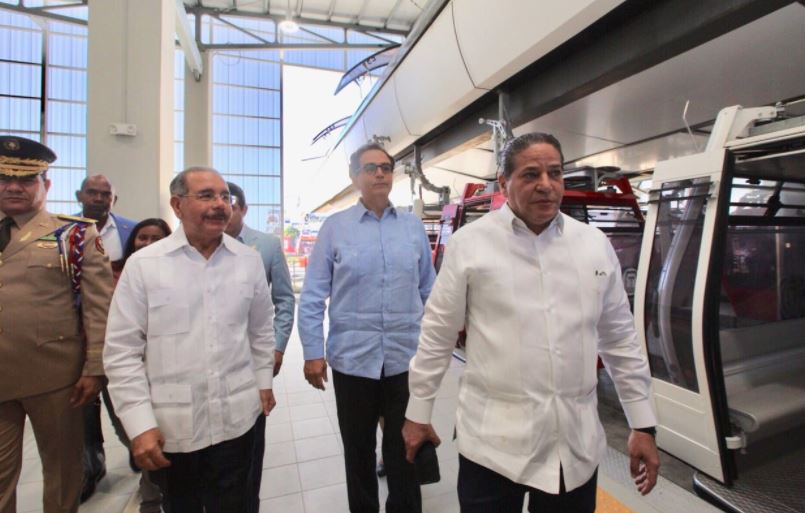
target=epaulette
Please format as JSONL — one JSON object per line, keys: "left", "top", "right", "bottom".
{"left": 57, "top": 214, "right": 97, "bottom": 224}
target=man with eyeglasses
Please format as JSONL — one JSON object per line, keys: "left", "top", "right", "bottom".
{"left": 104, "top": 167, "right": 277, "bottom": 512}
{"left": 74, "top": 174, "right": 137, "bottom": 502}
{"left": 299, "top": 143, "right": 436, "bottom": 513}
{"left": 0, "top": 136, "right": 114, "bottom": 513}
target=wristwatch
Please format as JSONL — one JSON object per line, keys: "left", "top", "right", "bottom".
{"left": 634, "top": 426, "right": 657, "bottom": 437}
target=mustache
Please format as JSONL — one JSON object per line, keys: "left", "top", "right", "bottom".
{"left": 204, "top": 210, "right": 228, "bottom": 220}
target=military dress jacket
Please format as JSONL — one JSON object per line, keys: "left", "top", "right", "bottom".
{"left": 0, "top": 209, "right": 114, "bottom": 402}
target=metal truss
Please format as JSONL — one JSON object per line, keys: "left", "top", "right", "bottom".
{"left": 0, "top": 0, "right": 88, "bottom": 26}
{"left": 187, "top": 6, "right": 404, "bottom": 52}
{"left": 0, "top": 1, "right": 406, "bottom": 51}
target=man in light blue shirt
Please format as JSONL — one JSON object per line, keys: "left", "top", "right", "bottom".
{"left": 225, "top": 181, "right": 295, "bottom": 513}
{"left": 299, "top": 143, "right": 436, "bottom": 513}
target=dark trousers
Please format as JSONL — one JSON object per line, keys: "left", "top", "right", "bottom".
{"left": 332, "top": 369, "right": 421, "bottom": 513}
{"left": 245, "top": 414, "right": 266, "bottom": 513}
{"left": 457, "top": 455, "right": 597, "bottom": 513}
{"left": 151, "top": 418, "right": 258, "bottom": 513}
{"left": 82, "top": 399, "right": 104, "bottom": 449}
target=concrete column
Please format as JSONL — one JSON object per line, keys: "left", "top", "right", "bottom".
{"left": 87, "top": 0, "right": 175, "bottom": 221}
{"left": 183, "top": 51, "right": 212, "bottom": 169}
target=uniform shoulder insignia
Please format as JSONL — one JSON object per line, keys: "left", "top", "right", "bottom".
{"left": 56, "top": 214, "right": 97, "bottom": 224}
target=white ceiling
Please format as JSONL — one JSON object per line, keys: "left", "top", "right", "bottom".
{"left": 183, "top": 0, "right": 427, "bottom": 32}
{"left": 425, "top": 3, "right": 805, "bottom": 188}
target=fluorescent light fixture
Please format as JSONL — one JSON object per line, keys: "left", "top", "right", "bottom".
{"left": 279, "top": 18, "right": 299, "bottom": 33}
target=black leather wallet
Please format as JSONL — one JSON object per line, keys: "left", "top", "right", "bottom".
{"left": 414, "top": 441, "right": 440, "bottom": 484}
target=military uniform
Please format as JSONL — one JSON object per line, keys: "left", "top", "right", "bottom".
{"left": 0, "top": 137, "right": 113, "bottom": 513}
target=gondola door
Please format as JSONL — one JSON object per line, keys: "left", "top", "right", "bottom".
{"left": 634, "top": 150, "right": 732, "bottom": 483}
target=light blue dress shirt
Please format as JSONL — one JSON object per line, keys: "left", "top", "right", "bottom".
{"left": 237, "top": 224, "right": 295, "bottom": 352}
{"left": 298, "top": 202, "right": 436, "bottom": 379}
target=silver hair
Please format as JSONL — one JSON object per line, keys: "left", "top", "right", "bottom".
{"left": 170, "top": 166, "right": 221, "bottom": 196}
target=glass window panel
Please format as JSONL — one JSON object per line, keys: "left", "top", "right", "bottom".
{"left": 722, "top": 175, "right": 805, "bottom": 325}
{"left": 644, "top": 178, "right": 710, "bottom": 392}
{"left": 47, "top": 134, "right": 86, "bottom": 169}
{"left": 46, "top": 18, "right": 88, "bottom": 33}
{"left": 174, "top": 141, "right": 184, "bottom": 173}
{"left": 47, "top": 100, "right": 85, "bottom": 134}
{"left": 47, "top": 67, "right": 86, "bottom": 101}
{"left": 0, "top": 24, "right": 41, "bottom": 62}
{"left": 256, "top": 89, "right": 278, "bottom": 118}
{"left": 48, "top": 33, "right": 86, "bottom": 68}
{"left": 174, "top": 79, "right": 184, "bottom": 110}
{"left": 174, "top": 111, "right": 184, "bottom": 140}
{"left": 0, "top": 11, "right": 40, "bottom": 31}
{"left": 0, "top": 96, "right": 40, "bottom": 133}
{"left": 47, "top": 165, "right": 83, "bottom": 206}
{"left": 0, "top": 61, "right": 40, "bottom": 97}
{"left": 243, "top": 145, "right": 258, "bottom": 173}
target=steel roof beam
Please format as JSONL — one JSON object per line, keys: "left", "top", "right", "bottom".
{"left": 199, "top": 42, "right": 389, "bottom": 50}
{"left": 177, "top": 0, "right": 204, "bottom": 80}
{"left": 0, "top": 2, "right": 87, "bottom": 25}
{"left": 186, "top": 5, "right": 409, "bottom": 36}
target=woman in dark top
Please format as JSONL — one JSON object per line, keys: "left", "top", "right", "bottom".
{"left": 113, "top": 218, "right": 172, "bottom": 283}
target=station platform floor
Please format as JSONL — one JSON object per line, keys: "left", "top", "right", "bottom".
{"left": 16, "top": 330, "right": 723, "bottom": 513}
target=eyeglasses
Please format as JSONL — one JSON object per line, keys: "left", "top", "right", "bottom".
{"left": 180, "top": 191, "right": 236, "bottom": 205}
{"left": 360, "top": 162, "right": 393, "bottom": 175}
{"left": 0, "top": 174, "right": 42, "bottom": 186}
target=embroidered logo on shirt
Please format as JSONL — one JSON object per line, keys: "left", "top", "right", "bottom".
{"left": 595, "top": 270, "right": 607, "bottom": 276}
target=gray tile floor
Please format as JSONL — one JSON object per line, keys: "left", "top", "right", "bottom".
{"left": 16, "top": 327, "right": 720, "bottom": 513}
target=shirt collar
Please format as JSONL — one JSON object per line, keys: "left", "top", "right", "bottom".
{"left": 162, "top": 225, "right": 234, "bottom": 255}
{"left": 352, "top": 200, "right": 397, "bottom": 222}
{"left": 499, "top": 202, "right": 564, "bottom": 236}
{"left": 99, "top": 213, "right": 117, "bottom": 235}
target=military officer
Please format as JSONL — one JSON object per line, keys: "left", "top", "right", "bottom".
{"left": 0, "top": 136, "right": 114, "bottom": 513}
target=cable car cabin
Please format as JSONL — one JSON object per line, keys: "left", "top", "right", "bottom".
{"left": 634, "top": 105, "right": 805, "bottom": 513}
{"left": 433, "top": 171, "right": 644, "bottom": 359}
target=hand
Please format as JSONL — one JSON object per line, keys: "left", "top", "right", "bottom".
{"left": 69, "top": 376, "right": 103, "bottom": 407}
{"left": 628, "top": 430, "right": 660, "bottom": 495}
{"left": 273, "top": 350, "right": 284, "bottom": 377}
{"left": 402, "top": 419, "right": 441, "bottom": 463}
{"left": 131, "top": 428, "right": 171, "bottom": 471}
{"left": 260, "top": 389, "right": 276, "bottom": 415}
{"left": 304, "top": 358, "right": 328, "bottom": 391}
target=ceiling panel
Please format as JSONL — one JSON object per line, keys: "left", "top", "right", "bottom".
{"left": 517, "top": 4, "right": 805, "bottom": 162}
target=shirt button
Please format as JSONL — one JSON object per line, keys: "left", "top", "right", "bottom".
{"left": 59, "top": 335, "right": 64, "bottom": 340}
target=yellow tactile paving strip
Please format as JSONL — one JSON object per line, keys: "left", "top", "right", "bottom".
{"left": 597, "top": 487, "right": 634, "bottom": 513}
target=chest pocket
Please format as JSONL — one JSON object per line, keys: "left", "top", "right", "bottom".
{"left": 333, "top": 244, "right": 366, "bottom": 278}
{"left": 27, "top": 246, "right": 79, "bottom": 343}
{"left": 219, "top": 282, "right": 254, "bottom": 325}
{"left": 147, "top": 289, "right": 190, "bottom": 336}
{"left": 389, "top": 241, "right": 418, "bottom": 273}
{"left": 26, "top": 246, "right": 65, "bottom": 287}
